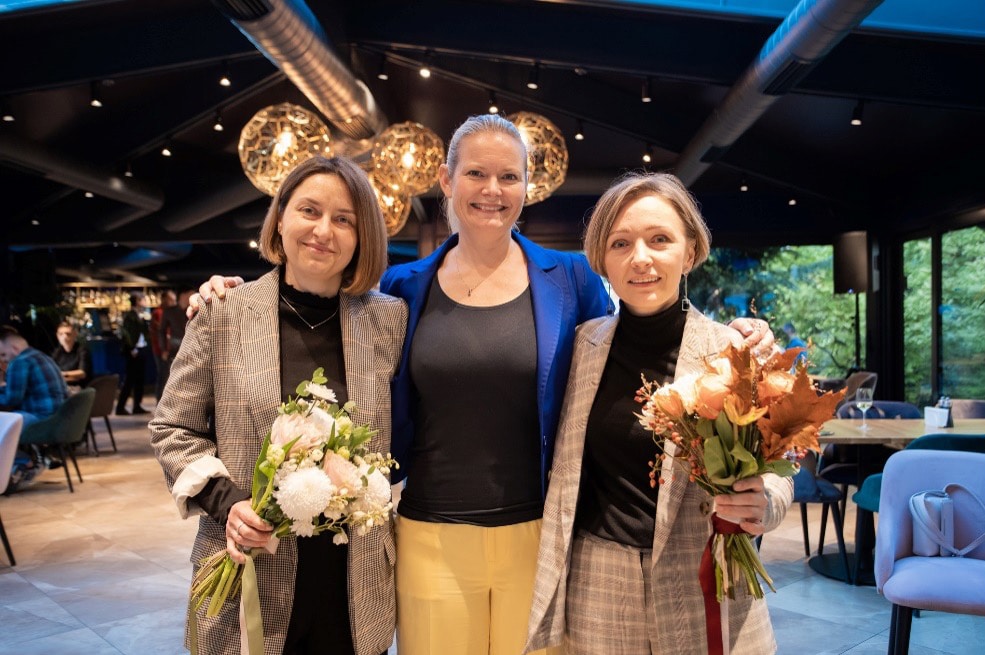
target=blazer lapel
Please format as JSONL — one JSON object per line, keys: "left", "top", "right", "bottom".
{"left": 339, "top": 293, "right": 376, "bottom": 441}
{"left": 242, "top": 270, "right": 283, "bottom": 446}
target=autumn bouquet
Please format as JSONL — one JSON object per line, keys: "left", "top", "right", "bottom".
{"left": 190, "top": 369, "right": 397, "bottom": 625}
{"left": 637, "top": 345, "right": 843, "bottom": 604}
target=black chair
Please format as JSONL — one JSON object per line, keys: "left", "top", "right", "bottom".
{"left": 18, "top": 389, "right": 96, "bottom": 493}
{"left": 0, "top": 412, "right": 24, "bottom": 565}
{"left": 86, "top": 374, "right": 120, "bottom": 454}
{"left": 792, "top": 450, "right": 851, "bottom": 581}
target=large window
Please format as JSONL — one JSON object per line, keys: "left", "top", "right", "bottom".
{"left": 941, "top": 226, "right": 985, "bottom": 400}
{"left": 690, "top": 246, "right": 863, "bottom": 379}
{"left": 902, "top": 238, "right": 932, "bottom": 406}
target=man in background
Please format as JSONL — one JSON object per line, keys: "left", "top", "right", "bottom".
{"left": 157, "top": 289, "right": 188, "bottom": 396}
{"left": 116, "top": 292, "right": 150, "bottom": 415}
{"left": 51, "top": 321, "right": 93, "bottom": 390}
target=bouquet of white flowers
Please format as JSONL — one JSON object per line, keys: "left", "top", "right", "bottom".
{"left": 190, "top": 368, "right": 396, "bottom": 619}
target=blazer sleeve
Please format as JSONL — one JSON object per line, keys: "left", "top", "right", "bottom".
{"left": 148, "top": 303, "right": 229, "bottom": 519}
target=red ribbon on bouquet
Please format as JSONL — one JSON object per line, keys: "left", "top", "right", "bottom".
{"left": 699, "top": 513, "right": 745, "bottom": 655}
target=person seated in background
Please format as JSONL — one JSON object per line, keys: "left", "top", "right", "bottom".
{"left": 782, "top": 321, "right": 808, "bottom": 365}
{"left": 0, "top": 324, "right": 70, "bottom": 485}
{"left": 51, "top": 321, "right": 93, "bottom": 390}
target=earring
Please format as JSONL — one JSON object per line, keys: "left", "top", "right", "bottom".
{"left": 681, "top": 273, "right": 691, "bottom": 313}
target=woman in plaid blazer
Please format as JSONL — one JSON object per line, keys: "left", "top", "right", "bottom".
{"left": 526, "top": 173, "right": 793, "bottom": 654}
{"left": 150, "top": 156, "right": 406, "bottom": 655}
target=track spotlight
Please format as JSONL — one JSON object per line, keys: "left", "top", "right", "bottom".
{"left": 89, "top": 81, "right": 103, "bottom": 108}
{"left": 641, "top": 77, "right": 652, "bottom": 103}
{"left": 213, "top": 112, "right": 224, "bottom": 132}
{"left": 527, "top": 62, "right": 540, "bottom": 90}
{"left": 161, "top": 144, "right": 172, "bottom": 157}
{"left": 788, "top": 198, "right": 797, "bottom": 206}
{"left": 84, "top": 191, "right": 94, "bottom": 198}
{"left": 739, "top": 179, "right": 748, "bottom": 192}
{"left": 851, "top": 100, "right": 865, "bottom": 126}
{"left": 574, "top": 120, "right": 585, "bottom": 141}
{"left": 1, "top": 102, "right": 13, "bottom": 122}
{"left": 488, "top": 91, "right": 499, "bottom": 114}
{"left": 377, "top": 57, "right": 389, "bottom": 81}
{"left": 219, "top": 62, "right": 232, "bottom": 87}
{"left": 419, "top": 51, "right": 432, "bottom": 78}
{"left": 642, "top": 143, "right": 653, "bottom": 164}
{"left": 124, "top": 162, "right": 134, "bottom": 178}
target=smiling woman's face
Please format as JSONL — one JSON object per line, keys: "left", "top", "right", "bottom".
{"left": 279, "top": 173, "right": 358, "bottom": 297}
{"left": 603, "top": 194, "right": 696, "bottom": 316}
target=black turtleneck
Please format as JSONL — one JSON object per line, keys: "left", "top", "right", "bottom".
{"left": 277, "top": 274, "right": 347, "bottom": 406}
{"left": 574, "top": 300, "right": 687, "bottom": 548}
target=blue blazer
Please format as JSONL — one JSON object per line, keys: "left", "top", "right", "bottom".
{"left": 380, "top": 232, "right": 613, "bottom": 493}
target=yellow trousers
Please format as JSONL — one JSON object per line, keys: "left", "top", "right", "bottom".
{"left": 396, "top": 516, "right": 560, "bottom": 655}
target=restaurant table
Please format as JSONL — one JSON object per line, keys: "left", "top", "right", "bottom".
{"left": 808, "top": 418, "right": 985, "bottom": 584}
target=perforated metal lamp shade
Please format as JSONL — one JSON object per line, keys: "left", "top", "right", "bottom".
{"left": 506, "top": 111, "right": 568, "bottom": 205}
{"left": 238, "top": 103, "right": 332, "bottom": 197}
{"left": 368, "top": 171, "right": 412, "bottom": 237}
{"left": 368, "top": 121, "right": 445, "bottom": 197}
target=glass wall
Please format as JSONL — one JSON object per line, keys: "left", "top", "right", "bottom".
{"left": 940, "top": 226, "right": 985, "bottom": 400}
{"left": 902, "top": 238, "right": 932, "bottom": 406}
{"left": 689, "top": 245, "right": 864, "bottom": 379}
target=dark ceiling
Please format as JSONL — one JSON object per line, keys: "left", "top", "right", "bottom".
{"left": 1, "top": 0, "right": 983, "bottom": 287}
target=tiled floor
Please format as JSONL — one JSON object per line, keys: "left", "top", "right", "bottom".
{"left": 1, "top": 409, "right": 982, "bottom": 654}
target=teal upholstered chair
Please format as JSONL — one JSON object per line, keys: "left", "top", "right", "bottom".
{"left": 852, "top": 433, "right": 985, "bottom": 585}
{"left": 18, "top": 389, "right": 96, "bottom": 493}
{"left": 875, "top": 449, "right": 985, "bottom": 654}
{"left": 792, "top": 449, "right": 851, "bottom": 580}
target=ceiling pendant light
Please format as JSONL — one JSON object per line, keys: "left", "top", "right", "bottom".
{"left": 642, "top": 143, "right": 653, "bottom": 164}
{"left": 574, "top": 120, "right": 585, "bottom": 141}
{"left": 641, "top": 77, "right": 652, "bottom": 103}
{"left": 219, "top": 61, "right": 232, "bottom": 88}
{"left": 377, "top": 56, "right": 389, "bottom": 81}
{"left": 213, "top": 112, "right": 224, "bottom": 132}
{"left": 488, "top": 91, "right": 499, "bottom": 114}
{"left": 739, "top": 179, "right": 749, "bottom": 192}
{"left": 419, "top": 51, "right": 432, "bottom": 79}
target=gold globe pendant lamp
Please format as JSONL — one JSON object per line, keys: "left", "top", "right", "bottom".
{"left": 506, "top": 111, "right": 568, "bottom": 205}
{"left": 368, "top": 121, "right": 445, "bottom": 197}
{"left": 238, "top": 103, "right": 332, "bottom": 196}
{"left": 371, "top": 173, "right": 412, "bottom": 237}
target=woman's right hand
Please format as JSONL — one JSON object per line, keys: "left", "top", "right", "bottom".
{"left": 185, "top": 275, "right": 245, "bottom": 319}
{"left": 225, "top": 499, "right": 274, "bottom": 564}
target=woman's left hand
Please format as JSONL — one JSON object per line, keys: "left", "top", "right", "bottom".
{"left": 714, "top": 476, "right": 768, "bottom": 536}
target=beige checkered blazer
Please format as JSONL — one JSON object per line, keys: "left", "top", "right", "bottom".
{"left": 526, "top": 309, "right": 793, "bottom": 654}
{"left": 150, "top": 269, "right": 407, "bottom": 655}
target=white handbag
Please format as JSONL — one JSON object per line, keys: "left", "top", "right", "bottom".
{"left": 910, "top": 483, "right": 985, "bottom": 557}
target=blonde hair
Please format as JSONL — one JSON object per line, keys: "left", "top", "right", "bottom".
{"left": 258, "top": 156, "right": 388, "bottom": 296}
{"left": 583, "top": 172, "right": 711, "bottom": 277}
{"left": 443, "top": 114, "right": 527, "bottom": 232}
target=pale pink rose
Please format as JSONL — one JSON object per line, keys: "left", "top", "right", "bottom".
{"left": 322, "top": 451, "right": 361, "bottom": 494}
{"left": 270, "top": 413, "right": 328, "bottom": 456}
{"left": 668, "top": 373, "right": 700, "bottom": 413}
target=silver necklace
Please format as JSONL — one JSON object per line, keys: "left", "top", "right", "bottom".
{"left": 279, "top": 294, "right": 339, "bottom": 330}
{"left": 455, "top": 246, "right": 511, "bottom": 297}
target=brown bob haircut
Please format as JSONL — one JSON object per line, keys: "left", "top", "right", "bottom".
{"left": 258, "top": 155, "right": 388, "bottom": 296}
{"left": 583, "top": 171, "right": 711, "bottom": 278}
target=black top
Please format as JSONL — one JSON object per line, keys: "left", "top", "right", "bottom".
{"left": 400, "top": 279, "right": 542, "bottom": 527}
{"left": 575, "top": 301, "right": 687, "bottom": 548}
{"left": 50, "top": 342, "right": 93, "bottom": 387}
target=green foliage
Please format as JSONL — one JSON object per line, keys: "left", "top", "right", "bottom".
{"left": 903, "top": 239, "right": 932, "bottom": 405}
{"left": 690, "top": 246, "right": 863, "bottom": 378}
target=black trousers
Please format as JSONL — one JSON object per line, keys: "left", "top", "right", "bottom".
{"left": 117, "top": 346, "right": 147, "bottom": 411}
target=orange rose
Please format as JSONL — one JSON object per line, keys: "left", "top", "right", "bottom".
{"left": 694, "top": 372, "right": 732, "bottom": 419}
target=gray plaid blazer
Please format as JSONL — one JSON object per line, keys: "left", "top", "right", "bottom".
{"left": 150, "top": 269, "right": 407, "bottom": 655}
{"left": 526, "top": 309, "right": 793, "bottom": 654}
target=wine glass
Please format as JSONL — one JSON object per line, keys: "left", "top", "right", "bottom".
{"left": 855, "top": 388, "right": 874, "bottom": 430}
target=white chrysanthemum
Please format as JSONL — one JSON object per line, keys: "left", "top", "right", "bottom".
{"left": 274, "top": 468, "right": 335, "bottom": 523}
{"left": 306, "top": 383, "right": 337, "bottom": 403}
{"left": 323, "top": 451, "right": 361, "bottom": 495}
{"left": 270, "top": 413, "right": 327, "bottom": 456}
{"left": 355, "top": 465, "right": 391, "bottom": 511}
{"left": 292, "top": 520, "right": 316, "bottom": 538}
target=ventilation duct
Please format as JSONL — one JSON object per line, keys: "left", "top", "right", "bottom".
{"left": 211, "top": 0, "right": 387, "bottom": 140}
{"left": 674, "top": 0, "right": 884, "bottom": 185}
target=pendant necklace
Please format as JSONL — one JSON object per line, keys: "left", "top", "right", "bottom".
{"left": 279, "top": 294, "right": 339, "bottom": 330}
{"left": 457, "top": 245, "right": 511, "bottom": 297}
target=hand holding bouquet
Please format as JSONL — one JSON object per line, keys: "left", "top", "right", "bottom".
{"left": 637, "top": 345, "right": 843, "bottom": 602}
{"left": 191, "top": 369, "right": 397, "bottom": 619}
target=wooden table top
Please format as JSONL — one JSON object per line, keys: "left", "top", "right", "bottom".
{"left": 818, "top": 418, "right": 985, "bottom": 448}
